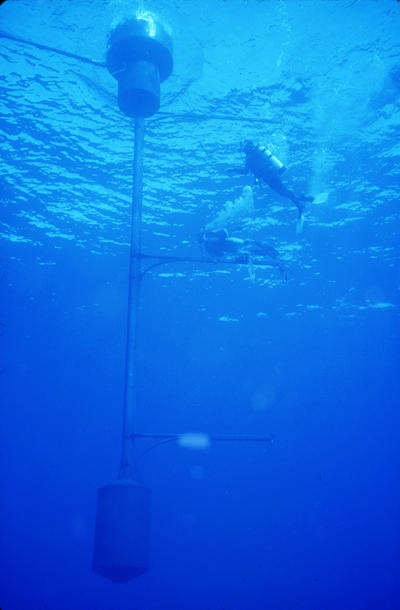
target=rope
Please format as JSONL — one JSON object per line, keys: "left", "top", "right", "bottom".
{"left": 0, "top": 30, "right": 106, "bottom": 67}
{"left": 153, "top": 111, "right": 276, "bottom": 124}
{"left": 0, "top": 31, "right": 275, "bottom": 125}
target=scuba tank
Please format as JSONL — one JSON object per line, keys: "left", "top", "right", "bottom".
{"left": 259, "top": 146, "right": 286, "bottom": 174}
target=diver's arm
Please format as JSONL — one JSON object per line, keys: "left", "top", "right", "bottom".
{"left": 224, "top": 237, "right": 245, "bottom": 253}
{"left": 227, "top": 155, "right": 251, "bottom": 175}
{"left": 226, "top": 165, "right": 248, "bottom": 175}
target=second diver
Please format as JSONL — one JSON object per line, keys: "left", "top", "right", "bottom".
{"left": 234, "top": 140, "right": 314, "bottom": 234}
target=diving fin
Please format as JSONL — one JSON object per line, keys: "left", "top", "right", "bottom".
{"left": 313, "top": 191, "right": 329, "bottom": 205}
{"left": 296, "top": 212, "right": 304, "bottom": 235}
{"left": 247, "top": 256, "right": 256, "bottom": 284}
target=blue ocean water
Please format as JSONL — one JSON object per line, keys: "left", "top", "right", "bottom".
{"left": 1, "top": 0, "right": 399, "bottom": 608}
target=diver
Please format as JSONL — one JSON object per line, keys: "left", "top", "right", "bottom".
{"left": 198, "top": 227, "right": 285, "bottom": 276}
{"left": 198, "top": 228, "right": 243, "bottom": 258}
{"left": 232, "top": 140, "right": 314, "bottom": 233}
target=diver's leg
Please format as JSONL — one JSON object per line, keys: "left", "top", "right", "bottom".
{"left": 250, "top": 240, "right": 279, "bottom": 259}
{"left": 262, "top": 173, "right": 296, "bottom": 201}
{"left": 261, "top": 172, "right": 314, "bottom": 211}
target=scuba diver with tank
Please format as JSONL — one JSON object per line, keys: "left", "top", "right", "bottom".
{"left": 198, "top": 227, "right": 285, "bottom": 280}
{"left": 233, "top": 140, "right": 314, "bottom": 234}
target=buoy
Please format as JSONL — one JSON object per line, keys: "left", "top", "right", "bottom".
{"left": 106, "top": 17, "right": 173, "bottom": 117}
{"left": 92, "top": 480, "right": 151, "bottom": 582}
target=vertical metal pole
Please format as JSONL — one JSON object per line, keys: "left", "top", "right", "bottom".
{"left": 119, "top": 117, "right": 145, "bottom": 480}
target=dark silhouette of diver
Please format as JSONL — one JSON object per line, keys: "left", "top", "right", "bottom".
{"left": 234, "top": 140, "right": 314, "bottom": 231}
{"left": 198, "top": 228, "right": 285, "bottom": 276}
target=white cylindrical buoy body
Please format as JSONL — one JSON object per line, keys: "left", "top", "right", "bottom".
{"left": 92, "top": 480, "right": 150, "bottom": 582}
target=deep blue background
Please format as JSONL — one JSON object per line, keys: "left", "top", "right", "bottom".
{"left": 1, "top": 1, "right": 399, "bottom": 608}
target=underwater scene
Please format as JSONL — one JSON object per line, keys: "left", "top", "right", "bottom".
{"left": 1, "top": 0, "right": 399, "bottom": 608}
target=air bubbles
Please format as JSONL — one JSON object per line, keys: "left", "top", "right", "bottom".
{"left": 177, "top": 432, "right": 211, "bottom": 450}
